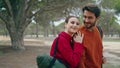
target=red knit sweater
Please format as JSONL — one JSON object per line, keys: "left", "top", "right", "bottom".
{"left": 50, "top": 32, "right": 83, "bottom": 68}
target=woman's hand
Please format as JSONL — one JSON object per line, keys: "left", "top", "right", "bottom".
{"left": 73, "top": 32, "right": 84, "bottom": 43}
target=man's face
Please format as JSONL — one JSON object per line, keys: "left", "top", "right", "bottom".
{"left": 83, "top": 10, "right": 99, "bottom": 29}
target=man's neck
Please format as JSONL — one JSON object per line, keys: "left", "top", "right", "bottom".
{"left": 86, "top": 26, "right": 95, "bottom": 31}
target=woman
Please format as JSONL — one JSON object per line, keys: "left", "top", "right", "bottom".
{"left": 50, "top": 16, "right": 84, "bottom": 68}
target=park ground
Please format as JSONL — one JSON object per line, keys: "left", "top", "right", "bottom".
{"left": 0, "top": 36, "right": 120, "bottom": 68}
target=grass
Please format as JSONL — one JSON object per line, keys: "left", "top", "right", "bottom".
{"left": 0, "top": 51, "right": 3, "bottom": 55}
{"left": 103, "top": 64, "right": 120, "bottom": 68}
{"left": 0, "top": 47, "right": 3, "bottom": 55}
{"left": 103, "top": 37, "right": 120, "bottom": 42}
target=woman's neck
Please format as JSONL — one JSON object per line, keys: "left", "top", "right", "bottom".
{"left": 64, "top": 30, "right": 73, "bottom": 36}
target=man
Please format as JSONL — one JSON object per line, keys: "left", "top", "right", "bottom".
{"left": 78, "top": 3, "right": 105, "bottom": 68}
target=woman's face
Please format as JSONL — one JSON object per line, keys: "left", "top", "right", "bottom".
{"left": 65, "top": 17, "right": 80, "bottom": 35}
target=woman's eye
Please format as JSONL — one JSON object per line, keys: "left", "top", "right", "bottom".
{"left": 76, "top": 23, "right": 80, "bottom": 25}
{"left": 71, "top": 21, "right": 75, "bottom": 24}
{"left": 70, "top": 21, "right": 80, "bottom": 25}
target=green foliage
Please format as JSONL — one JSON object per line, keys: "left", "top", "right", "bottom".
{"left": 0, "top": 0, "right": 5, "bottom": 10}
{"left": 114, "top": 0, "right": 120, "bottom": 13}
{"left": 100, "top": 0, "right": 120, "bottom": 13}
{"left": 98, "top": 10, "right": 120, "bottom": 36}
{"left": 55, "top": 22, "right": 64, "bottom": 32}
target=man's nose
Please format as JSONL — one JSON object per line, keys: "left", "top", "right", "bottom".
{"left": 84, "top": 18, "right": 89, "bottom": 22}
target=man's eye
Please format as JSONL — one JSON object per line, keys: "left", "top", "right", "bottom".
{"left": 83, "top": 16, "right": 86, "bottom": 18}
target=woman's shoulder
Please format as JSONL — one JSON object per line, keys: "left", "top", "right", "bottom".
{"left": 58, "top": 35, "right": 67, "bottom": 42}
{"left": 58, "top": 32, "right": 70, "bottom": 40}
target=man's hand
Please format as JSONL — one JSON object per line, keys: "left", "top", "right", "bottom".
{"left": 102, "top": 56, "right": 106, "bottom": 64}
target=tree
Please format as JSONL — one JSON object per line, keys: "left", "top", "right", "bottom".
{"left": 0, "top": 19, "right": 8, "bottom": 36}
{"left": 0, "top": 0, "right": 86, "bottom": 50}
{"left": 100, "top": 0, "right": 120, "bottom": 13}
{"left": 0, "top": 0, "right": 38, "bottom": 50}
{"left": 0, "top": 0, "right": 50, "bottom": 50}
{"left": 98, "top": 0, "right": 120, "bottom": 37}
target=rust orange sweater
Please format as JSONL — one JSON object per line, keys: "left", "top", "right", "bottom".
{"left": 78, "top": 25, "right": 103, "bottom": 68}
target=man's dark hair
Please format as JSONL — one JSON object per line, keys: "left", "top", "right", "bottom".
{"left": 82, "top": 3, "right": 101, "bottom": 18}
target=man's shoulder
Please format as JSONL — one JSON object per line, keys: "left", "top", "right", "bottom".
{"left": 79, "top": 25, "right": 85, "bottom": 30}
{"left": 96, "top": 26, "right": 103, "bottom": 39}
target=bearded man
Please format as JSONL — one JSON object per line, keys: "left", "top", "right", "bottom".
{"left": 78, "top": 3, "right": 106, "bottom": 68}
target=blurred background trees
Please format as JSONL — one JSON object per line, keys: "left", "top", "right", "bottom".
{"left": 0, "top": 0, "right": 120, "bottom": 50}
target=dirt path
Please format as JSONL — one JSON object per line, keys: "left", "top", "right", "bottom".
{"left": 0, "top": 36, "right": 120, "bottom": 68}
{"left": 103, "top": 42, "right": 120, "bottom": 65}
{"left": 0, "top": 46, "right": 51, "bottom": 68}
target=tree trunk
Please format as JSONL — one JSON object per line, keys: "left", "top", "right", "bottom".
{"left": 9, "top": 31, "right": 25, "bottom": 50}
{"left": 4, "top": 17, "right": 26, "bottom": 50}
{"left": 118, "top": 33, "right": 120, "bottom": 38}
{"left": 52, "top": 22, "right": 56, "bottom": 37}
{"left": 35, "top": 23, "right": 39, "bottom": 38}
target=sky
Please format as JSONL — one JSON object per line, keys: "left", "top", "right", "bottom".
{"left": 54, "top": 19, "right": 64, "bottom": 26}
{"left": 115, "top": 14, "right": 120, "bottom": 25}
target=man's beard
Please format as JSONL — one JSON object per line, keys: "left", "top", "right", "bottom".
{"left": 84, "top": 21, "right": 96, "bottom": 29}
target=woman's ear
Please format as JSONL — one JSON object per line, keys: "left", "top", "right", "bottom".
{"left": 64, "top": 23, "right": 67, "bottom": 28}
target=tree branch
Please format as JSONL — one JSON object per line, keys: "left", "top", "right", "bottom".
{"left": 0, "top": 14, "right": 7, "bottom": 23}
{"left": 4, "top": 0, "right": 13, "bottom": 17}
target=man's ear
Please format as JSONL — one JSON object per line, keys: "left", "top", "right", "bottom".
{"left": 96, "top": 16, "right": 100, "bottom": 20}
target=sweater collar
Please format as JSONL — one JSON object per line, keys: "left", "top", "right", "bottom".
{"left": 59, "top": 31, "right": 72, "bottom": 41}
